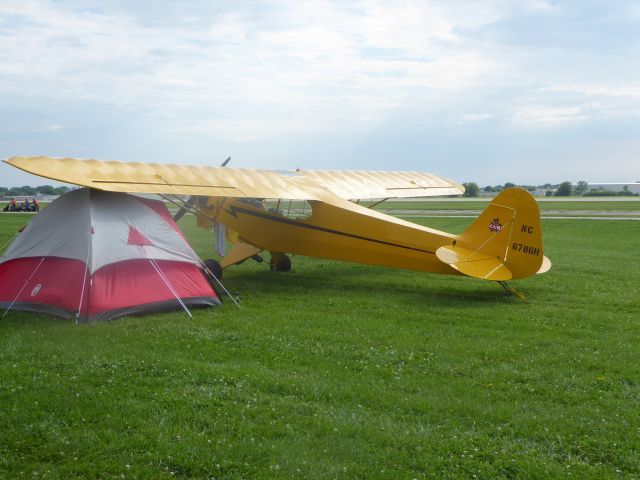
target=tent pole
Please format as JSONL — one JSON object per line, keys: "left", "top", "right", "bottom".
{"left": 76, "top": 229, "right": 93, "bottom": 324}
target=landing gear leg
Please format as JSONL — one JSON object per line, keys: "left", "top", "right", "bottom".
{"left": 498, "top": 281, "right": 526, "bottom": 300}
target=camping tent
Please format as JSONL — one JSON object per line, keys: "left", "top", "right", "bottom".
{"left": 0, "top": 188, "right": 220, "bottom": 321}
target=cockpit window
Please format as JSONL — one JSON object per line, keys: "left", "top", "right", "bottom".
{"left": 264, "top": 199, "right": 313, "bottom": 220}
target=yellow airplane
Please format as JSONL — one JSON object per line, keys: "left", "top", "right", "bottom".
{"left": 4, "top": 156, "right": 551, "bottom": 296}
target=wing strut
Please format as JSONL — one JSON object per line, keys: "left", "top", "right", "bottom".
{"left": 160, "top": 194, "right": 217, "bottom": 224}
{"left": 170, "top": 157, "right": 231, "bottom": 221}
{"left": 172, "top": 195, "right": 197, "bottom": 221}
{"left": 368, "top": 197, "right": 390, "bottom": 209}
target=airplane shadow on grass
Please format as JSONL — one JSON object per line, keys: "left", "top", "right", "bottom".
{"left": 223, "top": 261, "right": 535, "bottom": 309}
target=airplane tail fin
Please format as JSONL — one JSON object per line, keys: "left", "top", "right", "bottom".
{"left": 436, "top": 188, "right": 550, "bottom": 281}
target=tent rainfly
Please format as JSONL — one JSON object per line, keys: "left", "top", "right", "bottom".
{"left": 0, "top": 188, "right": 220, "bottom": 321}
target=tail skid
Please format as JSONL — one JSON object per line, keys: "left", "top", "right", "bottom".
{"left": 436, "top": 188, "right": 550, "bottom": 282}
{"left": 498, "top": 281, "right": 526, "bottom": 300}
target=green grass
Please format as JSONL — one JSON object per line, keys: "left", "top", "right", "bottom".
{"left": 0, "top": 208, "right": 639, "bottom": 479}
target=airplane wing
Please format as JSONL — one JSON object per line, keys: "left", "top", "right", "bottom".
{"left": 290, "top": 169, "right": 463, "bottom": 199}
{"left": 4, "top": 156, "right": 464, "bottom": 200}
{"left": 4, "top": 156, "right": 316, "bottom": 199}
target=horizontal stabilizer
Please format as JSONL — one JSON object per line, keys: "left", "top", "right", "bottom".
{"left": 436, "top": 245, "right": 512, "bottom": 281}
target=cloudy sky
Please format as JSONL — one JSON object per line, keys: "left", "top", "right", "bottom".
{"left": 1, "top": 0, "right": 638, "bottom": 187}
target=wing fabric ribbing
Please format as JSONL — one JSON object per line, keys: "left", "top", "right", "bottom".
{"left": 5, "top": 156, "right": 463, "bottom": 200}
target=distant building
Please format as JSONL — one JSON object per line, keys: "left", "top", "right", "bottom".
{"left": 579, "top": 183, "right": 640, "bottom": 194}
{"left": 531, "top": 188, "right": 551, "bottom": 197}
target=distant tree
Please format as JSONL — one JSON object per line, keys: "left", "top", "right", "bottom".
{"left": 545, "top": 190, "right": 554, "bottom": 197}
{"left": 555, "top": 181, "right": 573, "bottom": 196}
{"left": 504, "top": 182, "right": 516, "bottom": 189}
{"left": 483, "top": 185, "right": 494, "bottom": 192}
{"left": 575, "top": 180, "right": 589, "bottom": 195}
{"left": 1, "top": 184, "right": 72, "bottom": 196}
{"left": 37, "top": 185, "right": 56, "bottom": 195}
{"left": 583, "top": 190, "right": 611, "bottom": 197}
{"left": 462, "top": 182, "right": 480, "bottom": 197}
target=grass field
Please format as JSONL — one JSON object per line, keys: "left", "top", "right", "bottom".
{"left": 0, "top": 206, "right": 639, "bottom": 479}
{"left": 372, "top": 199, "right": 640, "bottom": 215}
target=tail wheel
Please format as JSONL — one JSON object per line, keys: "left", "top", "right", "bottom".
{"left": 270, "top": 253, "right": 291, "bottom": 272}
{"left": 203, "top": 258, "right": 223, "bottom": 280}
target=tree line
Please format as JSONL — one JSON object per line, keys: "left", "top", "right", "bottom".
{"left": 461, "top": 181, "right": 639, "bottom": 197}
{"left": 0, "top": 185, "right": 71, "bottom": 197}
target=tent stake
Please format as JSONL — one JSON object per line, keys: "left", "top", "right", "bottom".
{"left": 202, "top": 265, "right": 240, "bottom": 308}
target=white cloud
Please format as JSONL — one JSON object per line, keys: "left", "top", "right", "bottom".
{"left": 521, "top": 0, "right": 558, "bottom": 13}
{"left": 458, "top": 113, "right": 493, "bottom": 124}
{"left": 546, "top": 84, "right": 640, "bottom": 99}
{"left": 0, "top": 0, "right": 639, "bottom": 185}
{"left": 511, "top": 83, "right": 640, "bottom": 127}
{"left": 511, "top": 105, "right": 589, "bottom": 126}
{"left": 0, "top": 0, "right": 505, "bottom": 140}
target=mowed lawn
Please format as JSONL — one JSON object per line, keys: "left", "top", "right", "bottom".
{"left": 374, "top": 199, "right": 640, "bottom": 215}
{"left": 0, "top": 210, "right": 638, "bottom": 479}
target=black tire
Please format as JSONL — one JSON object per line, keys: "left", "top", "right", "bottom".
{"left": 203, "top": 258, "right": 223, "bottom": 280}
{"left": 270, "top": 254, "right": 291, "bottom": 272}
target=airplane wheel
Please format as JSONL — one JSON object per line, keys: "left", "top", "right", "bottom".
{"left": 270, "top": 254, "right": 291, "bottom": 272}
{"left": 204, "top": 258, "right": 223, "bottom": 280}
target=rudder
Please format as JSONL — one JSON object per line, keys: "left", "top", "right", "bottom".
{"left": 436, "top": 188, "right": 549, "bottom": 281}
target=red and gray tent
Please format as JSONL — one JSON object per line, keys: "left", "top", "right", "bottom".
{"left": 0, "top": 189, "right": 220, "bottom": 321}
